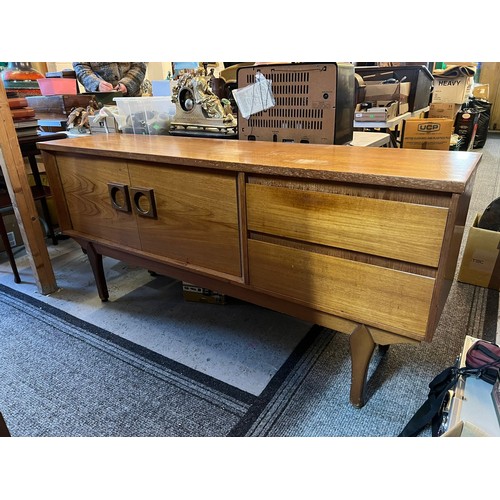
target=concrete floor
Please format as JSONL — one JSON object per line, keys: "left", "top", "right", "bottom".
{"left": 0, "top": 237, "right": 312, "bottom": 395}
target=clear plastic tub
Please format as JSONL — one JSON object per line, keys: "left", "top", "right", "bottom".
{"left": 114, "top": 96, "right": 176, "bottom": 135}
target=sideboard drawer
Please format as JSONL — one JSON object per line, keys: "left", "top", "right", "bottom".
{"left": 248, "top": 239, "right": 435, "bottom": 338}
{"left": 247, "top": 184, "right": 449, "bottom": 267}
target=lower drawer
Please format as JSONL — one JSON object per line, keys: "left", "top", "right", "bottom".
{"left": 248, "top": 239, "right": 435, "bottom": 339}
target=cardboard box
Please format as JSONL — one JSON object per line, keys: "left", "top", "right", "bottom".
{"left": 182, "top": 282, "right": 226, "bottom": 304}
{"left": 0, "top": 199, "right": 51, "bottom": 253}
{"left": 0, "top": 213, "right": 23, "bottom": 252}
{"left": 441, "top": 420, "right": 490, "bottom": 437}
{"left": 428, "top": 102, "right": 461, "bottom": 120}
{"left": 458, "top": 213, "right": 500, "bottom": 290}
{"left": 354, "top": 102, "right": 398, "bottom": 122}
{"left": 472, "top": 83, "right": 489, "bottom": 100}
{"left": 363, "top": 81, "right": 411, "bottom": 114}
{"left": 431, "top": 75, "right": 473, "bottom": 104}
{"left": 402, "top": 118, "right": 454, "bottom": 150}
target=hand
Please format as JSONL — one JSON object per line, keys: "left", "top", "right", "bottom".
{"left": 114, "top": 82, "right": 127, "bottom": 95}
{"left": 98, "top": 81, "right": 114, "bottom": 92}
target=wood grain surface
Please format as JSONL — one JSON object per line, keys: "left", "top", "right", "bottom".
{"left": 38, "top": 134, "right": 482, "bottom": 193}
{"left": 247, "top": 183, "right": 449, "bottom": 267}
{"left": 248, "top": 239, "right": 435, "bottom": 338}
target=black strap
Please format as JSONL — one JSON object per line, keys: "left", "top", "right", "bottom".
{"left": 398, "top": 367, "right": 460, "bottom": 437}
{"left": 476, "top": 343, "right": 500, "bottom": 363}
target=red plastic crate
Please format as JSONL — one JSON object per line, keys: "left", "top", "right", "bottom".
{"left": 37, "top": 78, "right": 78, "bottom": 96}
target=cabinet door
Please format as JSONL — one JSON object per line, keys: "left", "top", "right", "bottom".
{"left": 55, "top": 155, "right": 141, "bottom": 249}
{"left": 129, "top": 163, "right": 241, "bottom": 277}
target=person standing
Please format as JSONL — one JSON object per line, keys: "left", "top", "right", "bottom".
{"left": 72, "top": 62, "right": 147, "bottom": 96}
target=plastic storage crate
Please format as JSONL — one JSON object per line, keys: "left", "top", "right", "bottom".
{"left": 114, "top": 97, "right": 176, "bottom": 135}
{"left": 37, "top": 78, "right": 78, "bottom": 96}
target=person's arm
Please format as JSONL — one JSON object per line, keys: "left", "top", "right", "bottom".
{"left": 117, "top": 63, "right": 147, "bottom": 96}
{"left": 72, "top": 62, "right": 114, "bottom": 92}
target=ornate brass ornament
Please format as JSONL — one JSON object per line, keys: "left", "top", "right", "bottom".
{"left": 170, "top": 67, "right": 237, "bottom": 137}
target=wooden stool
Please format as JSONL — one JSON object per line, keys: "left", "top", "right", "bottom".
{"left": 0, "top": 207, "right": 21, "bottom": 283}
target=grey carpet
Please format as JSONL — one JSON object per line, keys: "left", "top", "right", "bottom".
{"left": 0, "top": 283, "right": 325, "bottom": 437}
{"left": 0, "top": 284, "right": 255, "bottom": 436}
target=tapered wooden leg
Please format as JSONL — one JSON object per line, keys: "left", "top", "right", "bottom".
{"left": 349, "top": 324, "right": 376, "bottom": 408}
{"left": 84, "top": 242, "right": 109, "bottom": 302}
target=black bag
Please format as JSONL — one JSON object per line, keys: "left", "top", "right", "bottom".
{"left": 467, "top": 97, "right": 492, "bottom": 149}
{"left": 398, "top": 339, "right": 500, "bottom": 437}
{"left": 477, "top": 196, "right": 500, "bottom": 232}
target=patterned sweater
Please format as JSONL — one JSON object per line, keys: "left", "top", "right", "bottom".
{"left": 72, "top": 62, "right": 147, "bottom": 97}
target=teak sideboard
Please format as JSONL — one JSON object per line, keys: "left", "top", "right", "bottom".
{"left": 39, "top": 135, "right": 481, "bottom": 407}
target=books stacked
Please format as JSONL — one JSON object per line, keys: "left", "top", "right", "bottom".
{"left": 8, "top": 96, "right": 39, "bottom": 138}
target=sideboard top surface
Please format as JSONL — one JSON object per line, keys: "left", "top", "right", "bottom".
{"left": 38, "top": 134, "right": 481, "bottom": 193}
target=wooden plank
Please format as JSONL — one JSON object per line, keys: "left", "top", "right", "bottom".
{"left": 0, "top": 79, "right": 57, "bottom": 294}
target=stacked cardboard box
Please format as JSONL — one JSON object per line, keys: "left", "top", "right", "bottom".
{"left": 428, "top": 102, "right": 461, "bottom": 120}
{"left": 458, "top": 213, "right": 500, "bottom": 290}
{"left": 430, "top": 65, "right": 476, "bottom": 125}
{"left": 431, "top": 74, "right": 473, "bottom": 104}
{"left": 364, "top": 81, "right": 411, "bottom": 115}
{"left": 402, "top": 118, "right": 454, "bottom": 151}
{"left": 182, "top": 282, "right": 226, "bottom": 304}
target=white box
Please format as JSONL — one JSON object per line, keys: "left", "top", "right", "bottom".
{"left": 431, "top": 75, "right": 473, "bottom": 104}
